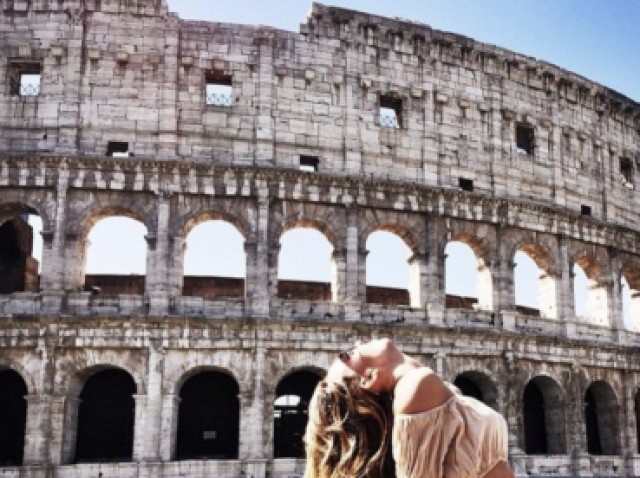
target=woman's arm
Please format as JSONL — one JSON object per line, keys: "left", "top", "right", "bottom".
{"left": 393, "top": 366, "right": 454, "bottom": 415}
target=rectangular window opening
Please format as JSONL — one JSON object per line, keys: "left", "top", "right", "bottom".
{"left": 620, "top": 157, "right": 634, "bottom": 189}
{"left": 459, "top": 177, "right": 474, "bottom": 192}
{"left": 516, "top": 124, "right": 535, "bottom": 155}
{"left": 9, "top": 62, "right": 42, "bottom": 96}
{"left": 581, "top": 205, "right": 592, "bottom": 217}
{"left": 299, "top": 155, "right": 320, "bottom": 172}
{"left": 379, "top": 95, "right": 402, "bottom": 129}
{"left": 106, "top": 141, "right": 131, "bottom": 158}
{"left": 205, "top": 71, "right": 233, "bottom": 107}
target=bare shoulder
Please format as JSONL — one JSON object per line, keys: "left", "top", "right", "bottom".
{"left": 393, "top": 367, "right": 454, "bottom": 415}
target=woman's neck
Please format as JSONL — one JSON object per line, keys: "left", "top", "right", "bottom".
{"left": 386, "top": 354, "right": 423, "bottom": 393}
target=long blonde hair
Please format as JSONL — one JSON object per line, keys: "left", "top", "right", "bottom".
{"left": 304, "top": 376, "right": 395, "bottom": 478}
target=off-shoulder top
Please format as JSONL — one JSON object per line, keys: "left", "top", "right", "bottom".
{"left": 392, "top": 393, "right": 509, "bottom": 478}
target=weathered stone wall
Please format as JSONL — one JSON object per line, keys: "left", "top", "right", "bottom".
{"left": 1, "top": 1, "right": 640, "bottom": 477}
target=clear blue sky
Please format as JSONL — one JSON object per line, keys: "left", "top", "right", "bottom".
{"left": 167, "top": 0, "right": 640, "bottom": 102}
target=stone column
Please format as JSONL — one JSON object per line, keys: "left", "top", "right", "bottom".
{"left": 146, "top": 191, "right": 171, "bottom": 315}
{"left": 557, "top": 235, "right": 576, "bottom": 336}
{"left": 503, "top": 353, "right": 523, "bottom": 456}
{"left": 623, "top": 372, "right": 638, "bottom": 457}
{"left": 159, "top": 394, "right": 181, "bottom": 461}
{"left": 408, "top": 252, "right": 428, "bottom": 310}
{"left": 239, "top": 346, "right": 266, "bottom": 459}
{"left": 608, "top": 251, "right": 626, "bottom": 337}
{"left": 39, "top": 164, "right": 68, "bottom": 294}
{"left": 425, "top": 214, "right": 445, "bottom": 325}
{"left": 250, "top": 193, "right": 270, "bottom": 317}
{"left": 344, "top": 205, "right": 362, "bottom": 320}
{"left": 332, "top": 248, "right": 347, "bottom": 303}
{"left": 22, "top": 394, "right": 53, "bottom": 465}
{"left": 49, "top": 395, "right": 80, "bottom": 465}
{"left": 133, "top": 346, "right": 164, "bottom": 462}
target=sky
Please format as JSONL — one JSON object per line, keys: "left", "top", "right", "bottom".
{"left": 25, "top": 1, "right": 637, "bottom": 327}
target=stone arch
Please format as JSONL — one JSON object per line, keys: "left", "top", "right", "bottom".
{"left": 75, "top": 204, "right": 152, "bottom": 241}
{"left": 277, "top": 217, "right": 339, "bottom": 249}
{"left": 512, "top": 241, "right": 558, "bottom": 318}
{"left": 273, "top": 367, "right": 323, "bottom": 458}
{"left": 521, "top": 375, "right": 567, "bottom": 455}
{"left": 173, "top": 364, "right": 242, "bottom": 397}
{"left": 0, "top": 367, "right": 29, "bottom": 466}
{"left": 0, "top": 200, "right": 52, "bottom": 232}
{"left": 451, "top": 369, "right": 499, "bottom": 411}
{"left": 59, "top": 365, "right": 139, "bottom": 464}
{"left": 571, "top": 247, "right": 610, "bottom": 325}
{"left": 175, "top": 369, "right": 240, "bottom": 460}
{"left": 0, "top": 361, "right": 37, "bottom": 395}
{"left": 443, "top": 220, "right": 496, "bottom": 311}
{"left": 177, "top": 210, "right": 249, "bottom": 299}
{"left": 584, "top": 380, "right": 621, "bottom": 455}
{"left": 621, "top": 259, "right": 640, "bottom": 330}
{"left": 179, "top": 209, "right": 252, "bottom": 242}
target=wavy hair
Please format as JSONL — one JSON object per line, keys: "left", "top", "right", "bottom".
{"left": 304, "top": 376, "right": 395, "bottom": 478}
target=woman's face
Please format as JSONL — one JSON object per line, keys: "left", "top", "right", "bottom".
{"left": 328, "top": 338, "right": 396, "bottom": 386}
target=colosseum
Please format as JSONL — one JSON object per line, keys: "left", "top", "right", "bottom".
{"left": 1, "top": 1, "right": 639, "bottom": 477}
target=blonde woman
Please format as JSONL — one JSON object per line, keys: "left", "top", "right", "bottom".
{"left": 304, "top": 338, "right": 514, "bottom": 478}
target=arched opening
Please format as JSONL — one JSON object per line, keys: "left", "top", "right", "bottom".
{"left": 584, "top": 381, "right": 620, "bottom": 456}
{"left": 273, "top": 370, "right": 322, "bottom": 458}
{"left": 84, "top": 217, "right": 147, "bottom": 295}
{"left": 514, "top": 246, "right": 556, "bottom": 318}
{"left": 622, "top": 269, "right": 640, "bottom": 331}
{"left": 445, "top": 240, "right": 492, "bottom": 310}
{"left": 176, "top": 371, "right": 239, "bottom": 460}
{"left": 523, "top": 377, "right": 566, "bottom": 455}
{"left": 74, "top": 369, "right": 136, "bottom": 463}
{"left": 366, "top": 231, "right": 412, "bottom": 306}
{"left": 452, "top": 371, "right": 498, "bottom": 410}
{"left": 182, "top": 220, "right": 246, "bottom": 298}
{"left": 0, "top": 369, "right": 28, "bottom": 466}
{"left": 278, "top": 227, "right": 334, "bottom": 301}
{"left": 0, "top": 211, "right": 42, "bottom": 295}
{"left": 573, "top": 258, "right": 608, "bottom": 325}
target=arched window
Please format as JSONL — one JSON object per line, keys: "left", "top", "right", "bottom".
{"left": 278, "top": 228, "right": 334, "bottom": 301}
{"left": 176, "top": 371, "right": 240, "bottom": 460}
{"left": 584, "top": 381, "right": 620, "bottom": 456}
{"left": 75, "top": 369, "right": 136, "bottom": 463}
{"left": 0, "top": 214, "right": 42, "bottom": 294}
{"left": 514, "top": 246, "right": 556, "bottom": 318}
{"left": 0, "top": 370, "right": 28, "bottom": 466}
{"left": 445, "top": 240, "right": 492, "bottom": 311}
{"left": 84, "top": 217, "right": 147, "bottom": 295}
{"left": 573, "top": 259, "right": 609, "bottom": 325}
{"left": 366, "top": 231, "right": 411, "bottom": 306}
{"left": 273, "top": 371, "right": 321, "bottom": 458}
{"left": 183, "top": 220, "right": 246, "bottom": 298}
{"left": 622, "top": 271, "right": 640, "bottom": 331}
{"left": 522, "top": 377, "right": 566, "bottom": 455}
{"left": 452, "top": 371, "right": 498, "bottom": 410}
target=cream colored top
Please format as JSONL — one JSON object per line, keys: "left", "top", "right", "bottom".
{"left": 392, "top": 393, "right": 509, "bottom": 478}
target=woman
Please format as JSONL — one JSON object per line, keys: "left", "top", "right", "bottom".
{"left": 304, "top": 338, "right": 514, "bottom": 478}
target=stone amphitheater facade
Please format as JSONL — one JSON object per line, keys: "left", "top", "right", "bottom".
{"left": 1, "top": 1, "right": 640, "bottom": 477}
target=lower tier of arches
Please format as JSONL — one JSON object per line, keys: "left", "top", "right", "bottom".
{"left": 0, "top": 317, "right": 639, "bottom": 477}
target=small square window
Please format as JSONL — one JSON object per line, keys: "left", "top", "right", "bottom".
{"left": 106, "top": 141, "right": 131, "bottom": 158}
{"left": 300, "top": 155, "right": 319, "bottom": 172}
{"left": 205, "top": 71, "right": 233, "bottom": 107}
{"left": 9, "top": 62, "right": 42, "bottom": 96}
{"left": 581, "top": 205, "right": 592, "bottom": 216}
{"left": 620, "top": 157, "right": 634, "bottom": 189}
{"left": 379, "top": 95, "right": 402, "bottom": 129}
{"left": 459, "top": 177, "right": 474, "bottom": 192}
{"left": 516, "top": 124, "right": 534, "bottom": 155}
